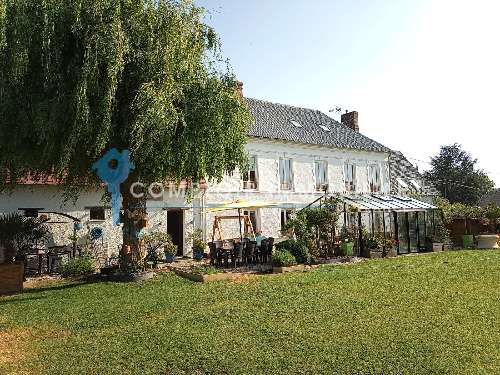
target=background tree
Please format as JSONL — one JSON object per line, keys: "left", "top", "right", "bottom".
{"left": 424, "top": 144, "right": 495, "bottom": 205}
{"left": 0, "top": 0, "right": 251, "bottom": 270}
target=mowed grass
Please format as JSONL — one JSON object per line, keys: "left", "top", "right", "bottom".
{"left": 0, "top": 251, "right": 499, "bottom": 375}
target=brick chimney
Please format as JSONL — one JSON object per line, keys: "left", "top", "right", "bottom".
{"left": 236, "top": 81, "right": 243, "bottom": 97}
{"left": 341, "top": 111, "right": 359, "bottom": 132}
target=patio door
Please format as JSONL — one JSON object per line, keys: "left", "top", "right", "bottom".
{"left": 167, "top": 210, "right": 184, "bottom": 256}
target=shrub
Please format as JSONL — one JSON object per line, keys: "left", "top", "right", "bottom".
{"left": 272, "top": 250, "right": 297, "bottom": 267}
{"left": 275, "top": 239, "right": 309, "bottom": 263}
{"left": 60, "top": 256, "right": 94, "bottom": 277}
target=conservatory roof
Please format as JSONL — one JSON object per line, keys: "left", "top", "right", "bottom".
{"left": 336, "top": 194, "right": 437, "bottom": 212}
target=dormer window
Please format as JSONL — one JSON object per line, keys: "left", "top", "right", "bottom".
{"left": 242, "top": 156, "right": 258, "bottom": 190}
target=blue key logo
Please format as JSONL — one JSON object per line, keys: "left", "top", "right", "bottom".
{"left": 92, "top": 148, "right": 135, "bottom": 226}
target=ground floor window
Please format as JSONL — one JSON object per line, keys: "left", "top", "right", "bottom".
{"left": 89, "top": 207, "right": 105, "bottom": 221}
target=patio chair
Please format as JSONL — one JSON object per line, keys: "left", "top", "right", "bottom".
{"left": 208, "top": 242, "right": 217, "bottom": 266}
{"left": 232, "top": 243, "right": 243, "bottom": 268}
{"left": 244, "top": 241, "right": 257, "bottom": 265}
{"left": 259, "top": 239, "right": 269, "bottom": 263}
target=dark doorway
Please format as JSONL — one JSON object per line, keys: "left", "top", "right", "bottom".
{"left": 167, "top": 210, "right": 184, "bottom": 256}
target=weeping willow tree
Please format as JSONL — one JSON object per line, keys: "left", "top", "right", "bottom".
{"left": 0, "top": 0, "right": 250, "bottom": 270}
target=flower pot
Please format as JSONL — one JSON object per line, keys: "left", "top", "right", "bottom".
{"left": 476, "top": 234, "right": 499, "bottom": 249}
{"left": 165, "top": 254, "right": 176, "bottom": 263}
{"left": 432, "top": 242, "right": 444, "bottom": 252}
{"left": 341, "top": 242, "right": 354, "bottom": 256}
{"left": 193, "top": 251, "right": 204, "bottom": 261}
{"left": 462, "top": 235, "right": 474, "bottom": 249}
{"left": 0, "top": 262, "right": 24, "bottom": 295}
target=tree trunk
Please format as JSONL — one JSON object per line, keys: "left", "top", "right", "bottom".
{"left": 120, "top": 172, "right": 148, "bottom": 272}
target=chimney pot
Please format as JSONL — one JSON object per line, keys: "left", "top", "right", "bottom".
{"left": 341, "top": 111, "right": 359, "bottom": 132}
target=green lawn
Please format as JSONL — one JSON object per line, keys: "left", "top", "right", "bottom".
{"left": 1, "top": 251, "right": 499, "bottom": 375}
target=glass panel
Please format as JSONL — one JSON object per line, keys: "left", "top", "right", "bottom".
{"left": 398, "top": 213, "right": 409, "bottom": 253}
{"left": 418, "top": 212, "right": 427, "bottom": 245}
{"left": 408, "top": 212, "right": 418, "bottom": 251}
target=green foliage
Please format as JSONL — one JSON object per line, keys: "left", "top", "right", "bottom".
{"left": 0, "top": 212, "right": 49, "bottom": 263}
{"left": 188, "top": 228, "right": 205, "bottom": 253}
{"left": 272, "top": 250, "right": 297, "bottom": 267}
{"left": 424, "top": 144, "right": 495, "bottom": 204}
{"left": 432, "top": 220, "right": 451, "bottom": 243}
{"left": 0, "top": 0, "right": 251, "bottom": 193}
{"left": 275, "top": 239, "right": 310, "bottom": 264}
{"left": 60, "top": 256, "right": 94, "bottom": 277}
{"left": 191, "top": 264, "right": 219, "bottom": 275}
{"left": 285, "top": 199, "right": 340, "bottom": 256}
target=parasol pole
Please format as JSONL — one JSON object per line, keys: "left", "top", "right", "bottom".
{"left": 238, "top": 208, "right": 243, "bottom": 242}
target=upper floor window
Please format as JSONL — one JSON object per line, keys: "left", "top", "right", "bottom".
{"left": 279, "top": 158, "right": 293, "bottom": 190}
{"left": 368, "top": 164, "right": 381, "bottom": 193}
{"left": 242, "top": 156, "right": 258, "bottom": 190}
{"left": 315, "top": 160, "right": 328, "bottom": 191}
{"left": 344, "top": 163, "right": 356, "bottom": 192}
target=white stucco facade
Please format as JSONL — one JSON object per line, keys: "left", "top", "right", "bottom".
{"left": 0, "top": 137, "right": 391, "bottom": 260}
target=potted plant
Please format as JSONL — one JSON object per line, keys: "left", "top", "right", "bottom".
{"left": 340, "top": 230, "right": 354, "bottom": 256}
{"left": 189, "top": 229, "right": 205, "bottom": 261}
{"left": 476, "top": 204, "right": 500, "bottom": 249}
{"left": 363, "top": 232, "right": 380, "bottom": 258}
{"left": 430, "top": 220, "right": 450, "bottom": 252}
{"left": 164, "top": 240, "right": 177, "bottom": 263}
{"left": 380, "top": 237, "right": 398, "bottom": 257}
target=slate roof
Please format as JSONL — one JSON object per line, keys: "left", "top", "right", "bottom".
{"left": 479, "top": 189, "right": 500, "bottom": 207}
{"left": 389, "top": 151, "right": 440, "bottom": 196}
{"left": 245, "top": 98, "right": 390, "bottom": 153}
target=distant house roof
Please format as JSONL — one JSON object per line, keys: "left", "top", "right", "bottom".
{"left": 245, "top": 98, "right": 390, "bottom": 153}
{"left": 389, "top": 151, "right": 439, "bottom": 196}
{"left": 479, "top": 189, "right": 500, "bottom": 207}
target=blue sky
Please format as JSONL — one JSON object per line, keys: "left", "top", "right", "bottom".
{"left": 196, "top": 0, "right": 500, "bottom": 186}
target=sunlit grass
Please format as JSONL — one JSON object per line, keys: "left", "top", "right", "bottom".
{"left": 1, "top": 250, "right": 499, "bottom": 374}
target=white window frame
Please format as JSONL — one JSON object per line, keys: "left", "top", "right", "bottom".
{"left": 368, "top": 164, "right": 381, "bottom": 193}
{"left": 242, "top": 155, "right": 258, "bottom": 190}
{"left": 344, "top": 163, "right": 356, "bottom": 192}
{"left": 315, "top": 160, "right": 328, "bottom": 191}
{"left": 279, "top": 158, "right": 293, "bottom": 191}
